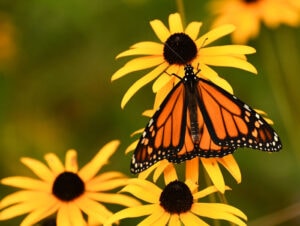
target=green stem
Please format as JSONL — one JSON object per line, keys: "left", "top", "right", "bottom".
{"left": 258, "top": 28, "right": 300, "bottom": 161}
{"left": 176, "top": 0, "right": 186, "bottom": 25}
{"left": 273, "top": 27, "right": 300, "bottom": 116}
{"left": 217, "top": 193, "right": 235, "bottom": 226}
{"left": 204, "top": 171, "right": 221, "bottom": 226}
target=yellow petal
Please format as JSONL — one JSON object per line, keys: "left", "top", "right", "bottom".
{"left": 185, "top": 158, "right": 199, "bottom": 185}
{"left": 185, "top": 180, "right": 198, "bottom": 194}
{"left": 65, "top": 149, "right": 78, "bottom": 173}
{"left": 169, "top": 13, "right": 184, "bottom": 33}
{"left": 104, "top": 204, "right": 157, "bottom": 226}
{"left": 193, "top": 185, "right": 222, "bottom": 199}
{"left": 138, "top": 206, "right": 168, "bottom": 226}
{"left": 20, "top": 157, "right": 54, "bottom": 182}
{"left": 138, "top": 164, "right": 156, "bottom": 180}
{"left": 169, "top": 214, "right": 181, "bottom": 226}
{"left": 153, "top": 160, "right": 170, "bottom": 182}
{"left": 142, "top": 109, "right": 154, "bottom": 117}
{"left": 86, "top": 177, "right": 128, "bottom": 191}
{"left": 201, "top": 158, "right": 225, "bottom": 193}
{"left": 20, "top": 199, "right": 59, "bottom": 226}
{"left": 1, "top": 195, "right": 56, "bottom": 222}
{"left": 185, "top": 22, "right": 203, "bottom": 40}
{"left": 254, "top": 109, "right": 274, "bottom": 124}
{"left": 75, "top": 196, "right": 112, "bottom": 220}
{"left": 111, "top": 56, "right": 165, "bottom": 81}
{"left": 207, "top": 76, "right": 234, "bottom": 94}
{"left": 150, "top": 19, "right": 171, "bottom": 43}
{"left": 196, "top": 24, "right": 235, "bottom": 47}
{"left": 163, "top": 164, "right": 178, "bottom": 185}
{"left": 153, "top": 76, "right": 176, "bottom": 109}
{"left": 217, "top": 155, "right": 241, "bottom": 184}
{"left": 201, "top": 55, "right": 257, "bottom": 74}
{"left": 191, "top": 203, "right": 247, "bottom": 226}
{"left": 0, "top": 190, "right": 49, "bottom": 209}
{"left": 120, "top": 180, "right": 161, "bottom": 204}
{"left": 197, "top": 62, "right": 219, "bottom": 79}
{"left": 44, "top": 153, "right": 65, "bottom": 175}
{"left": 116, "top": 42, "right": 164, "bottom": 58}
{"left": 66, "top": 203, "right": 86, "bottom": 226}
{"left": 180, "top": 212, "right": 209, "bottom": 226}
{"left": 1, "top": 177, "right": 50, "bottom": 191}
{"left": 125, "top": 140, "right": 138, "bottom": 154}
{"left": 127, "top": 178, "right": 162, "bottom": 195}
{"left": 152, "top": 72, "right": 172, "bottom": 93}
{"left": 78, "top": 140, "right": 120, "bottom": 181}
{"left": 121, "top": 62, "right": 168, "bottom": 108}
{"left": 130, "top": 41, "right": 164, "bottom": 49}
{"left": 56, "top": 205, "right": 70, "bottom": 226}
{"left": 87, "top": 192, "right": 140, "bottom": 207}
{"left": 0, "top": 202, "right": 35, "bottom": 220}
{"left": 200, "top": 45, "right": 256, "bottom": 55}
{"left": 88, "top": 171, "right": 126, "bottom": 183}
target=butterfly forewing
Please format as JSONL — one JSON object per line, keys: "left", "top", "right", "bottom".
{"left": 197, "top": 77, "right": 282, "bottom": 151}
{"left": 130, "top": 81, "right": 188, "bottom": 173}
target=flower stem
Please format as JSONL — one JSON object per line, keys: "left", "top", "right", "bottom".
{"left": 204, "top": 171, "right": 221, "bottom": 226}
{"left": 258, "top": 28, "right": 300, "bottom": 161}
{"left": 176, "top": 0, "right": 186, "bottom": 25}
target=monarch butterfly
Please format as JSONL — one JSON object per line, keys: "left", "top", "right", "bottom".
{"left": 131, "top": 64, "right": 282, "bottom": 173}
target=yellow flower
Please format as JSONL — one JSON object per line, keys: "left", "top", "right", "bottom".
{"left": 0, "top": 140, "right": 140, "bottom": 226}
{"left": 112, "top": 12, "right": 257, "bottom": 108}
{"left": 209, "top": 0, "right": 300, "bottom": 44}
{"left": 104, "top": 178, "right": 247, "bottom": 226}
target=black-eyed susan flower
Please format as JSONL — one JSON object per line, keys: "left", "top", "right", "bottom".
{"left": 209, "top": 0, "right": 300, "bottom": 44}
{"left": 112, "top": 12, "right": 257, "bottom": 108}
{"left": 0, "top": 140, "right": 140, "bottom": 226}
{"left": 104, "top": 177, "right": 247, "bottom": 226}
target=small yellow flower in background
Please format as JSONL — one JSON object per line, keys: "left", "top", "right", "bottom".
{"left": 209, "top": 0, "right": 300, "bottom": 44}
{"left": 0, "top": 140, "right": 140, "bottom": 226}
{"left": 0, "top": 13, "right": 16, "bottom": 64}
{"left": 112, "top": 12, "right": 257, "bottom": 108}
{"left": 104, "top": 177, "right": 247, "bottom": 226}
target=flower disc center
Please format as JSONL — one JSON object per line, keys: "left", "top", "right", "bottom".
{"left": 163, "top": 33, "right": 197, "bottom": 65}
{"left": 52, "top": 172, "right": 85, "bottom": 201}
{"left": 244, "top": 0, "right": 258, "bottom": 3}
{"left": 159, "top": 180, "right": 193, "bottom": 214}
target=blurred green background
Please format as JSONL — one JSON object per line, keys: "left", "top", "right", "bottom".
{"left": 0, "top": 0, "right": 299, "bottom": 225}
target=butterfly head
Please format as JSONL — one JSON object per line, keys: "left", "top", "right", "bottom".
{"left": 184, "top": 64, "right": 200, "bottom": 81}
{"left": 184, "top": 64, "right": 194, "bottom": 74}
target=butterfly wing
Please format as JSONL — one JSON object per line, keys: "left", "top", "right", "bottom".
{"left": 196, "top": 77, "right": 282, "bottom": 152}
{"left": 130, "top": 81, "right": 188, "bottom": 173}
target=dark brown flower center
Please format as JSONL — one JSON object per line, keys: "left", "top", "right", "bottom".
{"left": 244, "top": 0, "right": 258, "bottom": 3}
{"left": 159, "top": 180, "right": 193, "bottom": 214}
{"left": 52, "top": 172, "right": 85, "bottom": 201}
{"left": 163, "top": 33, "right": 197, "bottom": 65}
